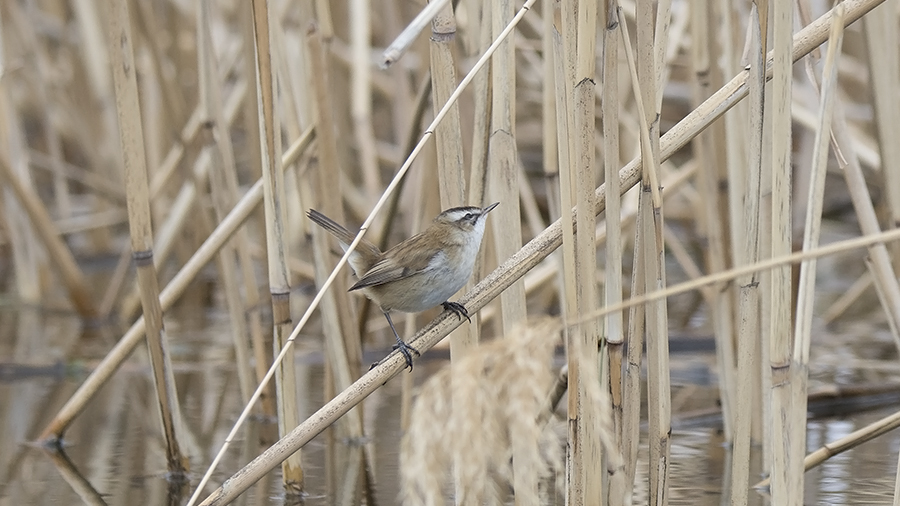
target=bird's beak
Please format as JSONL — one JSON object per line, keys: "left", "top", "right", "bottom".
{"left": 482, "top": 202, "right": 500, "bottom": 215}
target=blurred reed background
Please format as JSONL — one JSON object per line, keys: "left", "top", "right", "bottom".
{"left": 1, "top": 0, "right": 900, "bottom": 505}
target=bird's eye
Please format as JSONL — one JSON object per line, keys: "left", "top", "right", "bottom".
{"left": 463, "top": 213, "right": 474, "bottom": 221}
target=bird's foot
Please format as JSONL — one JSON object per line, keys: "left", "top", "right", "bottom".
{"left": 393, "top": 339, "right": 420, "bottom": 371}
{"left": 442, "top": 301, "right": 471, "bottom": 323}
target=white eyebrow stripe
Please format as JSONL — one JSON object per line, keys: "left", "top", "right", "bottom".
{"left": 442, "top": 210, "right": 471, "bottom": 221}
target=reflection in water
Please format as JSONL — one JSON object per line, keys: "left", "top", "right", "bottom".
{"left": 1, "top": 307, "right": 898, "bottom": 505}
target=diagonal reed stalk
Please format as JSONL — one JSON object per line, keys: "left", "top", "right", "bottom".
{"left": 756, "top": 406, "right": 900, "bottom": 489}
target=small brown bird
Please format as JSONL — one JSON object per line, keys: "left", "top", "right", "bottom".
{"left": 307, "top": 203, "right": 499, "bottom": 370}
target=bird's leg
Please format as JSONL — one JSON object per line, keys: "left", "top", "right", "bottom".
{"left": 441, "top": 301, "right": 471, "bottom": 323}
{"left": 383, "top": 310, "right": 419, "bottom": 371}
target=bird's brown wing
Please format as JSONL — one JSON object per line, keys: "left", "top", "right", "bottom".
{"left": 349, "top": 242, "right": 437, "bottom": 291}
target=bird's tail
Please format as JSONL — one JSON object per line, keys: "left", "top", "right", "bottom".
{"left": 307, "top": 209, "right": 356, "bottom": 244}
{"left": 306, "top": 209, "right": 382, "bottom": 273}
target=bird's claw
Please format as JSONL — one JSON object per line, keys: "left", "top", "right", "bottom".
{"left": 442, "top": 301, "right": 471, "bottom": 323}
{"left": 393, "top": 339, "right": 420, "bottom": 371}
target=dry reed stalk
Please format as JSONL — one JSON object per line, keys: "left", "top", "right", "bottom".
{"left": 862, "top": 4, "right": 900, "bottom": 268}
{"left": 27, "top": 150, "right": 126, "bottom": 204}
{"left": 107, "top": 0, "right": 186, "bottom": 476}
{"left": 350, "top": 0, "right": 380, "bottom": 203}
{"left": 620, "top": 3, "right": 672, "bottom": 502}
{"left": 249, "top": 0, "right": 303, "bottom": 494}
{"left": 582, "top": 340, "right": 630, "bottom": 506}
{"left": 379, "top": 3, "right": 417, "bottom": 162}
{"left": 196, "top": 4, "right": 885, "bottom": 501}
{"left": 467, "top": 2, "right": 491, "bottom": 213}
{"left": 549, "top": 0, "right": 583, "bottom": 500}
{"left": 653, "top": 0, "right": 673, "bottom": 112}
{"left": 789, "top": 7, "right": 845, "bottom": 505}
{"left": 146, "top": 104, "right": 202, "bottom": 198}
{"left": 429, "top": 1, "right": 472, "bottom": 362}
{"left": 70, "top": 0, "right": 109, "bottom": 103}
{"left": 729, "top": 4, "right": 766, "bottom": 504}
{"left": 570, "top": 0, "right": 604, "bottom": 502}
{"left": 722, "top": 1, "right": 748, "bottom": 279}
{"left": 132, "top": 1, "right": 188, "bottom": 137}
{"left": 757, "top": 0, "right": 773, "bottom": 483}
{"left": 755, "top": 407, "right": 900, "bottom": 490}
{"left": 488, "top": 0, "right": 527, "bottom": 335}
{"left": 425, "top": 4, "right": 479, "bottom": 502}
{"left": 579, "top": 227, "right": 900, "bottom": 330}
{"left": 536, "top": 348, "right": 630, "bottom": 506}
{"left": 519, "top": 169, "right": 548, "bottom": 239}
{"left": 622, "top": 176, "right": 645, "bottom": 494}
{"left": 767, "top": 0, "right": 795, "bottom": 502}
{"left": 239, "top": 8, "right": 264, "bottom": 182}
{"left": 270, "top": 19, "right": 307, "bottom": 142}
{"left": 660, "top": 226, "right": 715, "bottom": 304}
{"left": 602, "top": 8, "right": 625, "bottom": 485}
{"left": 400, "top": 319, "right": 563, "bottom": 505}
{"left": 541, "top": 0, "right": 559, "bottom": 226}
{"left": 715, "top": 4, "right": 744, "bottom": 445}
{"left": 381, "top": 0, "right": 450, "bottom": 67}
{"left": 821, "top": 271, "right": 872, "bottom": 324}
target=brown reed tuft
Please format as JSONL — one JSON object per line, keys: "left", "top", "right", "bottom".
{"left": 400, "top": 318, "right": 564, "bottom": 505}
